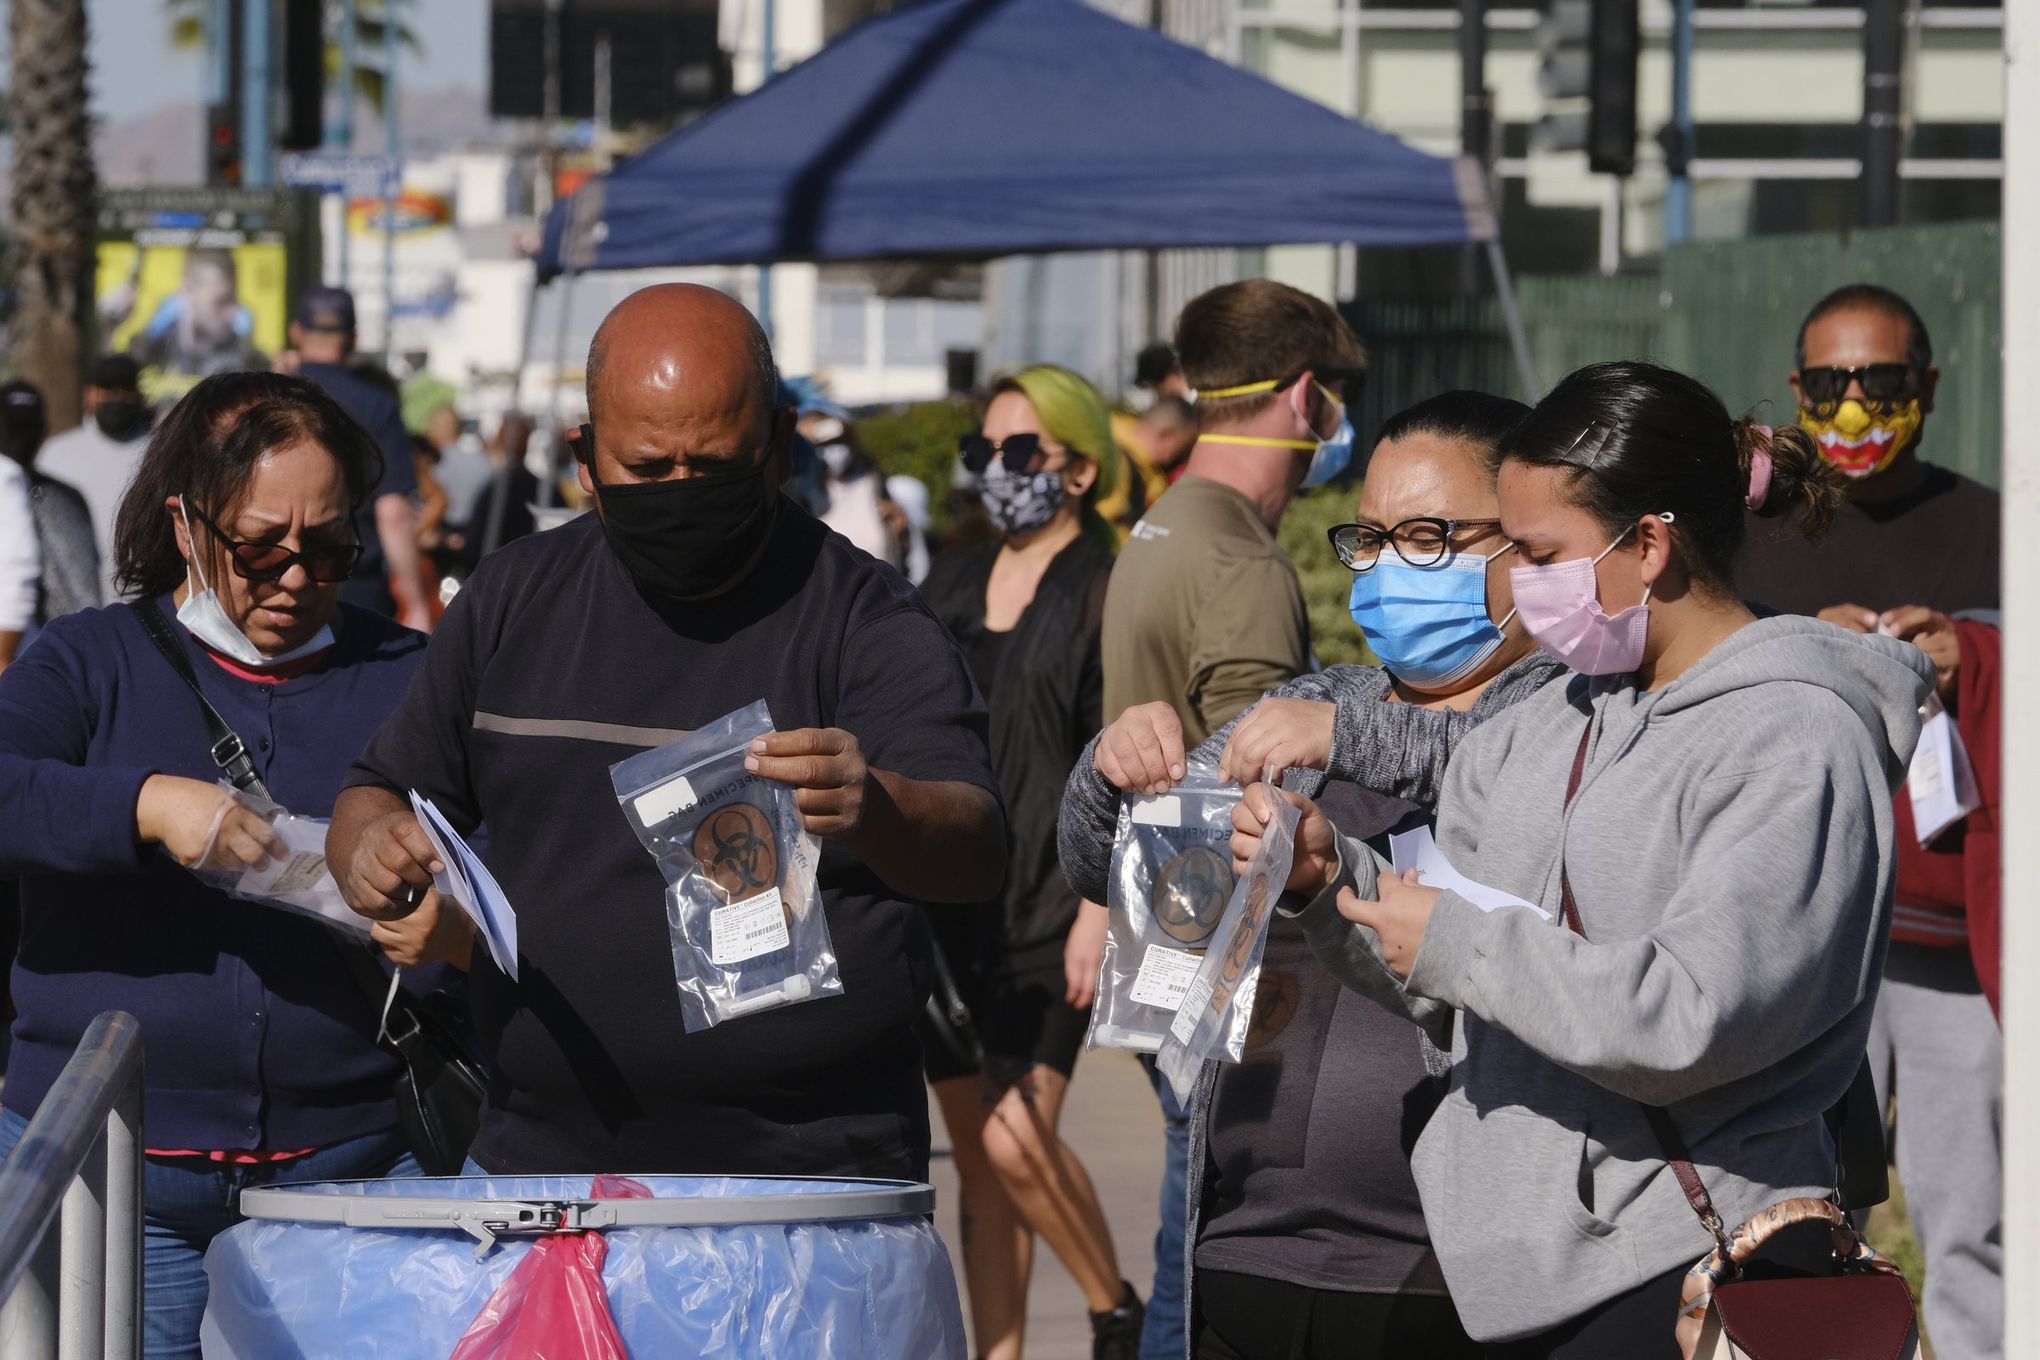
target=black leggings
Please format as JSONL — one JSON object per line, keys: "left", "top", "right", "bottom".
{"left": 1194, "top": 1269, "right": 1482, "bottom": 1360}
{"left": 1480, "top": 1262, "right": 1688, "bottom": 1360}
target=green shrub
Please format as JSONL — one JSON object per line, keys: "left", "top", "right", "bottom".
{"left": 854, "top": 399, "right": 979, "bottom": 532}
{"left": 1279, "top": 481, "right": 1376, "bottom": 670}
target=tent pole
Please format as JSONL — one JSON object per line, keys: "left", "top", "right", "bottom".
{"left": 541, "top": 268, "right": 579, "bottom": 509}
{"left": 512, "top": 270, "right": 542, "bottom": 418}
{"left": 1483, "top": 237, "right": 1539, "bottom": 400}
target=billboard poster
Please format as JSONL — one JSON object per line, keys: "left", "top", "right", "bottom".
{"left": 94, "top": 188, "right": 321, "bottom": 404}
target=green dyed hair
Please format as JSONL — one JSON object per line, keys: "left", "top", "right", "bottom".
{"left": 997, "top": 364, "right": 1122, "bottom": 510}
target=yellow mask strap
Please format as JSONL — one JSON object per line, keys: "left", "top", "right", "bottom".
{"left": 1200, "top": 434, "right": 1317, "bottom": 450}
{"left": 1192, "top": 379, "right": 1281, "bottom": 401}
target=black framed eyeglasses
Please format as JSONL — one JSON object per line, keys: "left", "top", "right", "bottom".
{"left": 1326, "top": 517, "right": 1506, "bottom": 572}
{"left": 958, "top": 432, "right": 1050, "bottom": 475}
{"left": 1797, "top": 363, "right": 1919, "bottom": 415}
{"left": 186, "top": 503, "right": 362, "bottom": 583}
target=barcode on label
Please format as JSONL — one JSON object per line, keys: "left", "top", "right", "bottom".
{"left": 1171, "top": 974, "right": 1215, "bottom": 1045}
{"left": 267, "top": 852, "right": 328, "bottom": 896}
{"left": 710, "top": 888, "right": 791, "bottom": 966}
{"left": 1129, "top": 944, "right": 1203, "bottom": 1009}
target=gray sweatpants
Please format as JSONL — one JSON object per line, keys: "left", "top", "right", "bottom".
{"left": 1868, "top": 940, "right": 2003, "bottom": 1360}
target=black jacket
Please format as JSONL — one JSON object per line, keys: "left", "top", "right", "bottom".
{"left": 922, "top": 532, "right": 1113, "bottom": 958}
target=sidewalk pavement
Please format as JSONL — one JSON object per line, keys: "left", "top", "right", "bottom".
{"left": 928, "top": 1048, "right": 1169, "bottom": 1360}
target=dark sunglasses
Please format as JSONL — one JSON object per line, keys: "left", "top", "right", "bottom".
{"left": 1326, "top": 517, "right": 1506, "bottom": 572}
{"left": 1798, "top": 363, "right": 1918, "bottom": 413}
{"left": 187, "top": 503, "right": 362, "bottom": 583}
{"left": 958, "top": 432, "right": 1049, "bottom": 476}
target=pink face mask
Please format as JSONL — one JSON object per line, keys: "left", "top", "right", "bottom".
{"left": 1507, "top": 515, "right": 1670, "bottom": 676}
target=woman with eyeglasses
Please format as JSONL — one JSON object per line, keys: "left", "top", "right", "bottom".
{"left": 1060, "top": 390, "right": 1564, "bottom": 1359}
{"left": 918, "top": 365, "right": 1144, "bottom": 1360}
{"left": 1229, "top": 362, "right": 1933, "bottom": 1357}
{"left": 0, "top": 371, "right": 469, "bottom": 1359}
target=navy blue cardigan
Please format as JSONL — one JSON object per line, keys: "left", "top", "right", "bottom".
{"left": 0, "top": 597, "right": 427, "bottom": 1150}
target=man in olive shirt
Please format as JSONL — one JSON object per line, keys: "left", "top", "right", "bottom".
{"left": 1101, "top": 280, "right": 1362, "bottom": 745}
{"left": 1097, "top": 278, "right": 1364, "bottom": 1359}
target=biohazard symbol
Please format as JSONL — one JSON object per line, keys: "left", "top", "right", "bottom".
{"left": 691, "top": 802, "right": 778, "bottom": 903}
{"left": 1152, "top": 846, "right": 1232, "bottom": 945}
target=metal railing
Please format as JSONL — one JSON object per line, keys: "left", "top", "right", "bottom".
{"left": 0, "top": 1012, "right": 144, "bottom": 1360}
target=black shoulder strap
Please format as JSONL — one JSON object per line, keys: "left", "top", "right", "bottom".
{"left": 127, "top": 599, "right": 272, "bottom": 802}
{"left": 126, "top": 600, "right": 398, "bottom": 1022}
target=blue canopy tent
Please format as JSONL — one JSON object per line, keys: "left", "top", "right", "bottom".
{"left": 530, "top": 0, "right": 1536, "bottom": 392}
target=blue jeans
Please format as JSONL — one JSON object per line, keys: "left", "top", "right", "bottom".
{"left": 0, "top": 1106, "right": 419, "bottom": 1359}
{"left": 1140, "top": 1057, "right": 1189, "bottom": 1360}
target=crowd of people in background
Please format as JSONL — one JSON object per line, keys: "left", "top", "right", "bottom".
{"left": 0, "top": 267, "right": 2002, "bottom": 1360}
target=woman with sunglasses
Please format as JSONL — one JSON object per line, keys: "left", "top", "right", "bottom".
{"left": 1233, "top": 362, "right": 1934, "bottom": 1356}
{"left": 919, "top": 365, "right": 1143, "bottom": 1360}
{"left": 1060, "top": 391, "right": 1565, "bottom": 1359}
{"left": 0, "top": 371, "right": 468, "bottom": 1359}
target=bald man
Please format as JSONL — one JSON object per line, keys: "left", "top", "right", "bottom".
{"left": 330, "top": 285, "right": 1004, "bottom": 1177}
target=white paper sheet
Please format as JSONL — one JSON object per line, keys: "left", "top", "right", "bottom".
{"left": 1387, "top": 826, "right": 1551, "bottom": 921}
{"left": 1907, "top": 695, "right": 1982, "bottom": 846}
{"left": 409, "top": 791, "right": 520, "bottom": 980}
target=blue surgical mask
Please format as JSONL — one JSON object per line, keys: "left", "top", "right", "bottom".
{"left": 1346, "top": 543, "right": 1516, "bottom": 689}
{"left": 1303, "top": 406, "right": 1355, "bottom": 488}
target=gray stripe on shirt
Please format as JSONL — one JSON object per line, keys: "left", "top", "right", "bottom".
{"left": 472, "top": 710, "right": 685, "bottom": 748}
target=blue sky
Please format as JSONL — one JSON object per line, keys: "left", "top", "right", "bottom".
{"left": 79, "top": 0, "right": 488, "bottom": 122}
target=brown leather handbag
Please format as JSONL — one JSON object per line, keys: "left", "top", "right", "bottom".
{"left": 1558, "top": 721, "right": 1920, "bottom": 1360}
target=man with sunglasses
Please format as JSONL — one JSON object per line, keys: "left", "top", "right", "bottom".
{"left": 1094, "top": 278, "right": 1363, "bottom": 1360}
{"left": 1736, "top": 282, "right": 2003, "bottom": 1360}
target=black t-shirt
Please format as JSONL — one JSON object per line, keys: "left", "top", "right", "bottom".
{"left": 1735, "top": 462, "right": 1999, "bottom": 617}
{"left": 347, "top": 504, "right": 997, "bottom": 1177}
{"left": 1197, "top": 780, "right": 1449, "bottom": 1296}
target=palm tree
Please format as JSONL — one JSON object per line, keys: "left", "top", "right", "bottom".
{"left": 162, "top": 0, "right": 421, "bottom": 120}
{"left": 9, "top": 0, "right": 95, "bottom": 431}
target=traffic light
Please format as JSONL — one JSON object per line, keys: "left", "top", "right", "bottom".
{"left": 207, "top": 103, "right": 241, "bottom": 186}
{"left": 1534, "top": 0, "right": 1640, "bottom": 177}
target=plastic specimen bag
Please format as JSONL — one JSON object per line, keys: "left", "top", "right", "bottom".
{"left": 609, "top": 700, "right": 840, "bottom": 1031}
{"left": 1086, "top": 763, "right": 1243, "bottom": 1053}
{"left": 1155, "top": 793, "right": 1299, "bottom": 1100}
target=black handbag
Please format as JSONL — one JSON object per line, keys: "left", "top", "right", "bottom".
{"left": 129, "top": 600, "right": 487, "bottom": 1174}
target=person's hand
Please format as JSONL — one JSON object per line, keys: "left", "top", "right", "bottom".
{"left": 370, "top": 889, "right": 478, "bottom": 970}
{"left": 1064, "top": 900, "right": 1109, "bottom": 1008}
{"left": 136, "top": 775, "right": 285, "bottom": 871}
{"left": 1219, "top": 697, "right": 1336, "bottom": 786}
{"left": 746, "top": 728, "right": 871, "bottom": 839}
{"left": 1094, "top": 702, "right": 1187, "bottom": 795}
{"left": 1817, "top": 603, "right": 1879, "bottom": 633}
{"left": 336, "top": 810, "right": 446, "bottom": 922}
{"left": 1229, "top": 784, "right": 1340, "bottom": 895}
{"left": 1880, "top": 605, "right": 1960, "bottom": 702}
{"left": 1337, "top": 869, "right": 1441, "bottom": 979}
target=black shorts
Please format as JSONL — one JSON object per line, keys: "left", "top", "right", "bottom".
{"left": 917, "top": 908, "right": 1091, "bottom": 1091}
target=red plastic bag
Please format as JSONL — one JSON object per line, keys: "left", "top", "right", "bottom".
{"left": 448, "top": 1176, "right": 652, "bottom": 1360}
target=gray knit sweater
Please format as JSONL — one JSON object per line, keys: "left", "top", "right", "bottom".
{"left": 1056, "top": 651, "right": 1567, "bottom": 906}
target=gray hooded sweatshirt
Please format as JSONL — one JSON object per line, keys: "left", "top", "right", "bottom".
{"left": 1293, "top": 617, "right": 1932, "bottom": 1342}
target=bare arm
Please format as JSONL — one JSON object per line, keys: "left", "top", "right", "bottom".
{"left": 374, "top": 494, "right": 432, "bottom": 632}
{"left": 328, "top": 783, "right": 446, "bottom": 921}
{"left": 746, "top": 728, "right": 1005, "bottom": 904}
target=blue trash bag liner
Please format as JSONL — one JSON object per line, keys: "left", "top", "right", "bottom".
{"left": 200, "top": 1175, "right": 967, "bottom": 1359}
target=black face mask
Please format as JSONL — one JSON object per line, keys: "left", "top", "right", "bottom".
{"left": 94, "top": 399, "right": 149, "bottom": 441}
{"left": 585, "top": 427, "right": 780, "bottom": 602}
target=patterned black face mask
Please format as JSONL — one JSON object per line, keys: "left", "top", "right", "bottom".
{"left": 979, "top": 463, "right": 1066, "bottom": 538}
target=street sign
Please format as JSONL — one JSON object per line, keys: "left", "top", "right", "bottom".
{"left": 278, "top": 152, "right": 400, "bottom": 198}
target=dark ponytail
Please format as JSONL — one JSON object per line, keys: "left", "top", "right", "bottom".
{"left": 1734, "top": 418, "right": 1843, "bottom": 539}
{"left": 1502, "top": 360, "right": 1840, "bottom": 591}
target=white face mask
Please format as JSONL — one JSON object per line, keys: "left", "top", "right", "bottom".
{"left": 175, "top": 501, "right": 335, "bottom": 669}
